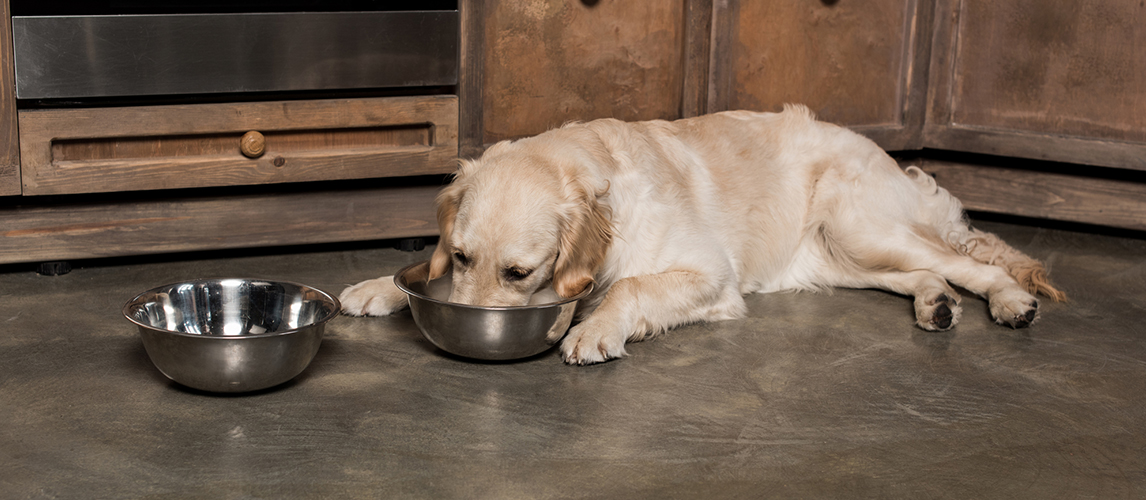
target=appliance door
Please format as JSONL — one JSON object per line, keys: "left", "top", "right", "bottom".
{"left": 11, "top": 11, "right": 459, "bottom": 99}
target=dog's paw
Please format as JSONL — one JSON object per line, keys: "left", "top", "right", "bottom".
{"left": 560, "top": 318, "right": 628, "bottom": 365}
{"left": 990, "top": 288, "right": 1039, "bottom": 329}
{"left": 339, "top": 276, "right": 408, "bottom": 316}
{"left": 916, "top": 292, "right": 962, "bottom": 331}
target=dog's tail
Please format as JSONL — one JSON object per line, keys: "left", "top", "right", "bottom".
{"left": 958, "top": 228, "right": 1067, "bottom": 302}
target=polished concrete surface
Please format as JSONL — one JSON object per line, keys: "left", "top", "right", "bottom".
{"left": 2, "top": 219, "right": 1144, "bottom": 499}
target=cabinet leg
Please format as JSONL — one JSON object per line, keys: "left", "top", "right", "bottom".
{"left": 396, "top": 238, "right": 426, "bottom": 252}
{"left": 37, "top": 261, "right": 73, "bottom": 276}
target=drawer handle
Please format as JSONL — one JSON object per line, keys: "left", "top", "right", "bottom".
{"left": 240, "top": 131, "right": 266, "bottom": 158}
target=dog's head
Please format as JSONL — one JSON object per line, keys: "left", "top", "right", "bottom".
{"left": 427, "top": 131, "right": 614, "bottom": 307}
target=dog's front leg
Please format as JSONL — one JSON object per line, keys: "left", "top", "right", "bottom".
{"left": 339, "top": 276, "right": 409, "bottom": 316}
{"left": 561, "top": 270, "right": 744, "bottom": 365}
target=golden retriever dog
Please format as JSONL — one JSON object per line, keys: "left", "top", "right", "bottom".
{"left": 340, "top": 105, "right": 1065, "bottom": 364}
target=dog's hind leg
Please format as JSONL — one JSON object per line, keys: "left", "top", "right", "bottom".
{"left": 937, "top": 226, "right": 1066, "bottom": 327}
{"left": 819, "top": 163, "right": 1060, "bottom": 329}
{"left": 838, "top": 270, "right": 964, "bottom": 331}
{"left": 957, "top": 227, "right": 1067, "bottom": 302}
{"left": 900, "top": 167, "right": 1063, "bottom": 326}
{"left": 826, "top": 223, "right": 1046, "bottom": 329}
{"left": 927, "top": 253, "right": 1043, "bottom": 328}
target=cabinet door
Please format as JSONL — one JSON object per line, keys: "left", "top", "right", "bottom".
{"left": 925, "top": 0, "right": 1146, "bottom": 170}
{"left": 0, "top": 1, "right": 20, "bottom": 196}
{"left": 710, "top": 0, "right": 933, "bottom": 151}
{"left": 480, "top": 0, "right": 689, "bottom": 144}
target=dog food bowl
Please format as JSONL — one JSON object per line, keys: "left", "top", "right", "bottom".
{"left": 395, "top": 261, "right": 591, "bottom": 361}
{"left": 123, "top": 278, "right": 340, "bottom": 393}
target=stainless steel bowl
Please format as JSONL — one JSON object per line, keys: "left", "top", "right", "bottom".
{"left": 123, "top": 278, "right": 340, "bottom": 393}
{"left": 395, "top": 261, "right": 591, "bottom": 361}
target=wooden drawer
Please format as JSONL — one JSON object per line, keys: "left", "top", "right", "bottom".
{"left": 17, "top": 95, "right": 458, "bottom": 196}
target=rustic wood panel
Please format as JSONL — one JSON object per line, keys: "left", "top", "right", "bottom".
{"left": 19, "top": 96, "right": 458, "bottom": 196}
{"left": 721, "top": 0, "right": 923, "bottom": 135}
{"left": 926, "top": 0, "right": 1146, "bottom": 170}
{"left": 482, "top": 0, "right": 686, "bottom": 143}
{"left": 680, "top": 0, "right": 713, "bottom": 118}
{"left": 706, "top": 0, "right": 737, "bottom": 116}
{"left": 949, "top": 0, "right": 1145, "bottom": 142}
{"left": 923, "top": 0, "right": 961, "bottom": 130}
{"left": 917, "top": 159, "right": 1146, "bottom": 232}
{"left": 0, "top": 1, "right": 20, "bottom": 196}
{"left": 459, "top": 0, "right": 486, "bottom": 159}
{"left": 921, "top": 126, "right": 1146, "bottom": 171}
{"left": 0, "top": 185, "right": 441, "bottom": 264}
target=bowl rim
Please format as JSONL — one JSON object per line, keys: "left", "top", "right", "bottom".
{"left": 393, "top": 261, "right": 593, "bottom": 311}
{"left": 122, "top": 277, "right": 341, "bottom": 339}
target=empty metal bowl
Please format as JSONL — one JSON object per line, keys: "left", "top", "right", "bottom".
{"left": 123, "top": 278, "right": 340, "bottom": 393}
{"left": 395, "top": 261, "right": 591, "bottom": 361}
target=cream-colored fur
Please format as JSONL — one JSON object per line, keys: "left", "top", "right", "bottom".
{"left": 340, "top": 106, "right": 1065, "bottom": 364}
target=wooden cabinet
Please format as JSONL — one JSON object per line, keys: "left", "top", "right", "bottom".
{"left": 0, "top": 94, "right": 456, "bottom": 263}
{"left": 475, "top": 0, "right": 697, "bottom": 144}
{"left": 924, "top": 0, "right": 1146, "bottom": 170}
{"left": 0, "top": 2, "right": 461, "bottom": 265}
{"left": 1, "top": 92, "right": 456, "bottom": 263}
{"left": 470, "top": 0, "right": 935, "bottom": 149}
{"left": 708, "top": 0, "right": 934, "bottom": 151}
{"left": 914, "top": 0, "right": 1146, "bottom": 230}
{"left": 468, "top": 0, "right": 1146, "bottom": 232}
{"left": 474, "top": 0, "right": 935, "bottom": 152}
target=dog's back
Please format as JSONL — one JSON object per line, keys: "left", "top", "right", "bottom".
{"left": 576, "top": 105, "right": 1061, "bottom": 315}
{"left": 578, "top": 106, "right": 896, "bottom": 293}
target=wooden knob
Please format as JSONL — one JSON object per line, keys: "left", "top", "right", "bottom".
{"left": 240, "top": 131, "right": 265, "bottom": 158}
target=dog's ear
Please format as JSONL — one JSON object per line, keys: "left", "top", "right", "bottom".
{"left": 428, "top": 178, "right": 467, "bottom": 281}
{"left": 553, "top": 181, "right": 612, "bottom": 298}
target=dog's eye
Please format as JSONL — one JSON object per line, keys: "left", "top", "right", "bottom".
{"left": 504, "top": 267, "right": 533, "bottom": 282}
{"left": 453, "top": 251, "right": 470, "bottom": 266}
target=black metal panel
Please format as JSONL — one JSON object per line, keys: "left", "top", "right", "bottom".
{"left": 12, "top": 11, "right": 459, "bottom": 99}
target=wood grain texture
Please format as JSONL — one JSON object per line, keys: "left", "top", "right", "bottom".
{"left": 0, "top": 185, "right": 442, "bottom": 264}
{"left": 918, "top": 159, "right": 1146, "bottom": 231}
{"left": 926, "top": 0, "right": 1146, "bottom": 169}
{"left": 482, "top": 0, "right": 686, "bottom": 143}
{"left": 949, "top": 0, "right": 1146, "bottom": 143}
{"left": 19, "top": 96, "right": 458, "bottom": 195}
{"left": 459, "top": 0, "right": 486, "bottom": 159}
{"left": 681, "top": 0, "right": 714, "bottom": 118}
{"left": 706, "top": 0, "right": 737, "bottom": 114}
{"left": 923, "top": 125, "right": 1146, "bottom": 171}
{"left": 726, "top": 0, "right": 918, "bottom": 128}
{"left": 0, "top": 1, "right": 20, "bottom": 196}
{"left": 924, "top": 0, "right": 960, "bottom": 128}
{"left": 894, "top": 0, "right": 935, "bottom": 151}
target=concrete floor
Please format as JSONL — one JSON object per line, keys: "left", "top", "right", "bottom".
{"left": 1, "top": 218, "right": 1144, "bottom": 499}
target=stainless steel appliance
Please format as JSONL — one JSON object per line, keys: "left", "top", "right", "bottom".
{"left": 10, "top": 1, "right": 459, "bottom": 100}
